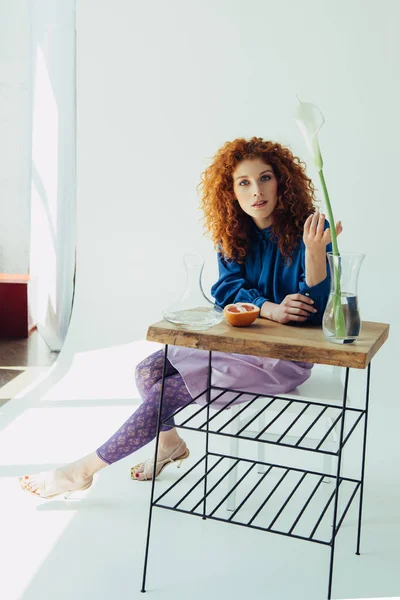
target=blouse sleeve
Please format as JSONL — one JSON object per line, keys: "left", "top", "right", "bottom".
{"left": 211, "top": 252, "right": 269, "bottom": 309}
{"left": 298, "top": 221, "right": 332, "bottom": 325}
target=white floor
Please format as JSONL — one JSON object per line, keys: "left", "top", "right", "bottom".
{"left": 0, "top": 342, "right": 399, "bottom": 600}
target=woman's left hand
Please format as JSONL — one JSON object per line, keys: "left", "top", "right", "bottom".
{"left": 303, "top": 212, "right": 343, "bottom": 253}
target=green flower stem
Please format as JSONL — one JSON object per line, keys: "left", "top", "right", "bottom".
{"left": 318, "top": 170, "right": 338, "bottom": 254}
{"left": 318, "top": 170, "right": 347, "bottom": 338}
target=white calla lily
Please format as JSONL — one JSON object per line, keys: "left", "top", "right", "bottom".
{"left": 294, "top": 101, "right": 324, "bottom": 171}
{"left": 294, "top": 99, "right": 346, "bottom": 338}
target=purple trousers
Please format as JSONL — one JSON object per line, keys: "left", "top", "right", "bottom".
{"left": 96, "top": 348, "right": 313, "bottom": 465}
{"left": 96, "top": 350, "right": 191, "bottom": 464}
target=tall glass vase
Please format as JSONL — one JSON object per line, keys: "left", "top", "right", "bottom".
{"left": 322, "top": 252, "right": 365, "bottom": 344}
{"left": 162, "top": 253, "right": 224, "bottom": 331}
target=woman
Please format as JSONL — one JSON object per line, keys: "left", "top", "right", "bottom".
{"left": 20, "top": 137, "right": 341, "bottom": 497}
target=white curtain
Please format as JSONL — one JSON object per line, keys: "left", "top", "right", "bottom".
{"left": 29, "top": 0, "right": 76, "bottom": 350}
{"left": 0, "top": 1, "right": 31, "bottom": 274}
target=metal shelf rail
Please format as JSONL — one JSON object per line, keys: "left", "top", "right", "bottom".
{"left": 152, "top": 453, "right": 361, "bottom": 546}
{"left": 160, "top": 386, "right": 366, "bottom": 457}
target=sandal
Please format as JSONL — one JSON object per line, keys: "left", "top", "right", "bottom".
{"left": 19, "top": 473, "right": 93, "bottom": 499}
{"left": 131, "top": 440, "right": 190, "bottom": 481}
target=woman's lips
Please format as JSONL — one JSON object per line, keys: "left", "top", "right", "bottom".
{"left": 252, "top": 200, "right": 267, "bottom": 209}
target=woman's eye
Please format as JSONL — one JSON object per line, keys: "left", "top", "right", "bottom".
{"left": 260, "top": 175, "right": 271, "bottom": 182}
{"left": 239, "top": 180, "right": 249, "bottom": 186}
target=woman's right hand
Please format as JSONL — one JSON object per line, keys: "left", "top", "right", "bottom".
{"left": 260, "top": 294, "right": 317, "bottom": 323}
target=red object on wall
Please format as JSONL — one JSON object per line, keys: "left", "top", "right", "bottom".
{"left": 0, "top": 274, "right": 36, "bottom": 338}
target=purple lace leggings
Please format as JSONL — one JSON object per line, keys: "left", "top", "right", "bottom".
{"left": 96, "top": 350, "right": 192, "bottom": 465}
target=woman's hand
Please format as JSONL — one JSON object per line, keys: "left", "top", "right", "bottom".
{"left": 260, "top": 294, "right": 317, "bottom": 323}
{"left": 303, "top": 212, "right": 342, "bottom": 253}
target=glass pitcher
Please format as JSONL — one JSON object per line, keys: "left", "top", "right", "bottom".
{"left": 162, "top": 253, "right": 224, "bottom": 331}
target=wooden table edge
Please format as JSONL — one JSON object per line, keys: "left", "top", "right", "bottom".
{"left": 146, "top": 321, "right": 390, "bottom": 370}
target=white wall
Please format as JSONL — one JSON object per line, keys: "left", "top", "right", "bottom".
{"left": 70, "top": 0, "right": 399, "bottom": 376}
{"left": 0, "top": 0, "right": 31, "bottom": 273}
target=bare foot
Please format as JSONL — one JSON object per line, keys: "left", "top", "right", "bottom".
{"left": 20, "top": 468, "right": 91, "bottom": 498}
{"left": 19, "top": 452, "right": 106, "bottom": 498}
{"left": 131, "top": 439, "right": 189, "bottom": 481}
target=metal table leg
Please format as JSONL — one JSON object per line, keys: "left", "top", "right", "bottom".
{"left": 141, "top": 344, "right": 169, "bottom": 593}
{"left": 327, "top": 367, "right": 350, "bottom": 599}
{"left": 203, "top": 351, "right": 212, "bottom": 520}
{"left": 356, "top": 362, "right": 371, "bottom": 555}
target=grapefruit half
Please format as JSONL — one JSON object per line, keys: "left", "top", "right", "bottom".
{"left": 223, "top": 302, "right": 260, "bottom": 327}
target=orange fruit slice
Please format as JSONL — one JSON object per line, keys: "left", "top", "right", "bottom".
{"left": 223, "top": 302, "right": 260, "bottom": 327}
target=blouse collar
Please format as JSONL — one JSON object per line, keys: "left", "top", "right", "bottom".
{"left": 252, "top": 221, "right": 272, "bottom": 240}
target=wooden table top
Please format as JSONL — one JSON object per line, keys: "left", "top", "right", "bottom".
{"left": 146, "top": 319, "right": 390, "bottom": 369}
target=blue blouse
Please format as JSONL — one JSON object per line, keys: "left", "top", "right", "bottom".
{"left": 211, "top": 222, "right": 332, "bottom": 325}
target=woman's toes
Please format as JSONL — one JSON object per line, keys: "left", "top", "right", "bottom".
{"left": 131, "top": 463, "right": 148, "bottom": 481}
{"left": 20, "top": 476, "right": 39, "bottom": 494}
{"left": 28, "top": 479, "right": 39, "bottom": 492}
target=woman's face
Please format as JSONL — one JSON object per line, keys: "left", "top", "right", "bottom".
{"left": 232, "top": 158, "right": 278, "bottom": 230}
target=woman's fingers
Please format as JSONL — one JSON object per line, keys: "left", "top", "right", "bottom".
{"left": 289, "top": 302, "right": 317, "bottom": 315}
{"left": 323, "top": 221, "right": 343, "bottom": 243}
{"left": 279, "top": 294, "right": 318, "bottom": 322}
{"left": 287, "top": 315, "right": 308, "bottom": 322}
{"left": 304, "top": 212, "right": 327, "bottom": 240}
{"left": 310, "top": 211, "right": 319, "bottom": 233}
{"left": 286, "top": 293, "right": 315, "bottom": 308}
{"left": 287, "top": 293, "right": 314, "bottom": 303}
{"left": 290, "top": 308, "right": 312, "bottom": 317}
{"left": 283, "top": 295, "right": 317, "bottom": 317}
{"left": 316, "top": 213, "right": 325, "bottom": 237}
{"left": 323, "top": 228, "right": 331, "bottom": 241}
{"left": 303, "top": 214, "right": 313, "bottom": 235}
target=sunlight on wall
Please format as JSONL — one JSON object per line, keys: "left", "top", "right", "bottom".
{"left": 30, "top": 45, "right": 59, "bottom": 338}
{"left": 32, "top": 47, "right": 58, "bottom": 230}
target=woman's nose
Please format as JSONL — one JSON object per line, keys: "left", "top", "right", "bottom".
{"left": 253, "top": 187, "right": 263, "bottom": 197}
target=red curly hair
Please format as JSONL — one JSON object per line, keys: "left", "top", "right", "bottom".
{"left": 199, "top": 137, "right": 317, "bottom": 262}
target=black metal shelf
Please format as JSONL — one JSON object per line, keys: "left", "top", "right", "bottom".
{"left": 153, "top": 452, "right": 361, "bottom": 546}
{"left": 162, "top": 386, "right": 365, "bottom": 457}
{"left": 141, "top": 352, "right": 373, "bottom": 600}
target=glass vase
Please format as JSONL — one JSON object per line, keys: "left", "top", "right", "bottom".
{"left": 162, "top": 253, "right": 224, "bottom": 331}
{"left": 322, "top": 252, "right": 365, "bottom": 344}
